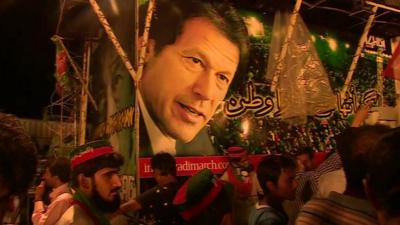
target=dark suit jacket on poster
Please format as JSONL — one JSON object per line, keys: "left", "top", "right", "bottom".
{"left": 139, "top": 116, "right": 218, "bottom": 157}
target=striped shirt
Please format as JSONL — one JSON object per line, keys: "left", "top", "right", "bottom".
{"left": 295, "top": 191, "right": 378, "bottom": 225}
{"left": 286, "top": 153, "right": 343, "bottom": 224}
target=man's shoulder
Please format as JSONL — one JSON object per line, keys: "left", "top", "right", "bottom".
{"left": 300, "top": 197, "right": 333, "bottom": 213}
{"left": 297, "top": 194, "right": 378, "bottom": 225}
{"left": 137, "top": 182, "right": 179, "bottom": 207}
{"left": 176, "top": 127, "right": 218, "bottom": 156}
{"left": 54, "top": 192, "right": 73, "bottom": 202}
{"left": 56, "top": 205, "right": 94, "bottom": 225}
{"left": 249, "top": 206, "right": 286, "bottom": 225}
{"left": 296, "top": 197, "right": 338, "bottom": 225}
{"left": 55, "top": 206, "right": 74, "bottom": 225}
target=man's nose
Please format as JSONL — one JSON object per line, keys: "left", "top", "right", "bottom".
{"left": 112, "top": 174, "right": 122, "bottom": 188}
{"left": 293, "top": 179, "right": 299, "bottom": 189}
{"left": 192, "top": 70, "right": 218, "bottom": 101}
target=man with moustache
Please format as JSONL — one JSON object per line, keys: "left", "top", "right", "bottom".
{"left": 137, "top": 0, "right": 249, "bottom": 156}
{"left": 56, "top": 140, "right": 124, "bottom": 225}
{"left": 32, "top": 157, "right": 72, "bottom": 225}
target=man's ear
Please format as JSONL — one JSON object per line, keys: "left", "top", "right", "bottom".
{"left": 78, "top": 174, "right": 92, "bottom": 191}
{"left": 138, "top": 37, "right": 156, "bottom": 63}
{"left": 266, "top": 181, "right": 276, "bottom": 193}
{"left": 363, "top": 178, "right": 381, "bottom": 210}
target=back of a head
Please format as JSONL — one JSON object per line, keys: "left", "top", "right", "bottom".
{"left": 0, "top": 113, "right": 37, "bottom": 195}
{"left": 336, "top": 125, "right": 391, "bottom": 191}
{"left": 367, "top": 128, "right": 400, "bottom": 218}
{"left": 48, "top": 156, "right": 71, "bottom": 183}
{"left": 70, "top": 140, "right": 124, "bottom": 188}
{"left": 294, "top": 146, "right": 314, "bottom": 159}
{"left": 151, "top": 152, "right": 177, "bottom": 176}
{"left": 257, "top": 154, "right": 296, "bottom": 195}
{"left": 139, "top": 0, "right": 249, "bottom": 89}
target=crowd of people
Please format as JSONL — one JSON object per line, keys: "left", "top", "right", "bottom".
{"left": 1, "top": 109, "right": 400, "bottom": 225}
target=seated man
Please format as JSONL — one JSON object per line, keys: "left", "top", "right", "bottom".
{"left": 0, "top": 113, "right": 37, "bottom": 224}
{"left": 56, "top": 140, "right": 124, "bottom": 225}
{"left": 118, "top": 152, "right": 183, "bottom": 225}
{"left": 249, "top": 155, "right": 298, "bottom": 225}
{"left": 32, "top": 157, "right": 73, "bottom": 225}
{"left": 365, "top": 128, "right": 400, "bottom": 225}
{"left": 296, "top": 125, "right": 390, "bottom": 225}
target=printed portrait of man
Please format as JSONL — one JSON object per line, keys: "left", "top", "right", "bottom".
{"left": 137, "top": 0, "right": 249, "bottom": 156}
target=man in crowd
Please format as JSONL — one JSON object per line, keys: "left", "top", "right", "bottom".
{"left": 296, "top": 125, "right": 391, "bottom": 225}
{"left": 221, "top": 146, "right": 260, "bottom": 225}
{"left": 0, "top": 113, "right": 38, "bottom": 224}
{"left": 56, "top": 140, "right": 124, "bottom": 225}
{"left": 249, "top": 155, "right": 298, "bottom": 225}
{"left": 32, "top": 157, "right": 73, "bottom": 225}
{"left": 137, "top": 0, "right": 249, "bottom": 156}
{"left": 294, "top": 147, "right": 315, "bottom": 172}
{"left": 286, "top": 104, "right": 371, "bottom": 224}
{"left": 174, "top": 168, "right": 233, "bottom": 225}
{"left": 117, "top": 152, "right": 182, "bottom": 225}
{"left": 365, "top": 128, "right": 400, "bottom": 225}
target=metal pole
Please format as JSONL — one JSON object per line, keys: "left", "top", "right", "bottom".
{"left": 134, "top": 0, "right": 156, "bottom": 196}
{"left": 376, "top": 48, "right": 384, "bottom": 106}
{"left": 79, "top": 41, "right": 91, "bottom": 145}
{"left": 51, "top": 35, "right": 98, "bottom": 111}
{"left": 88, "top": 0, "right": 138, "bottom": 83}
{"left": 340, "top": 6, "right": 378, "bottom": 98}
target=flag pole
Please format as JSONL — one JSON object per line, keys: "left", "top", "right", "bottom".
{"left": 340, "top": 6, "right": 378, "bottom": 99}
{"left": 134, "top": 0, "right": 156, "bottom": 195}
{"left": 79, "top": 41, "right": 91, "bottom": 145}
{"left": 270, "top": 0, "right": 303, "bottom": 93}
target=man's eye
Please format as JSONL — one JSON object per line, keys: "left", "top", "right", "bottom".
{"left": 183, "top": 56, "right": 203, "bottom": 66}
{"left": 217, "top": 73, "right": 230, "bottom": 84}
{"left": 182, "top": 56, "right": 204, "bottom": 71}
{"left": 191, "top": 57, "right": 201, "bottom": 64}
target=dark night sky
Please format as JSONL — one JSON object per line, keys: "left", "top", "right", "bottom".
{"left": 0, "top": 0, "right": 58, "bottom": 119}
{"left": 0, "top": 0, "right": 397, "bottom": 119}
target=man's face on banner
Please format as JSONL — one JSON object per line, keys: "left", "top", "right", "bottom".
{"left": 141, "top": 17, "right": 240, "bottom": 142}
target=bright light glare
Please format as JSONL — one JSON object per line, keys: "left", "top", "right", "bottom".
{"left": 242, "top": 119, "right": 250, "bottom": 137}
{"left": 244, "top": 16, "right": 265, "bottom": 37}
{"left": 327, "top": 37, "right": 337, "bottom": 51}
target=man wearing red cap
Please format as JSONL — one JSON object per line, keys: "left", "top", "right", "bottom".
{"left": 56, "top": 140, "right": 124, "bottom": 225}
{"left": 173, "top": 168, "right": 233, "bottom": 225}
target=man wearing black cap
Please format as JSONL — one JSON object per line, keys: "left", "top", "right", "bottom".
{"left": 117, "top": 152, "right": 183, "bottom": 225}
{"left": 56, "top": 140, "right": 124, "bottom": 225}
